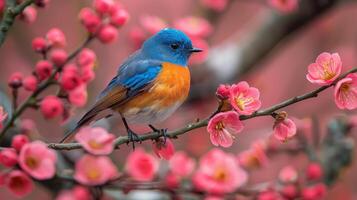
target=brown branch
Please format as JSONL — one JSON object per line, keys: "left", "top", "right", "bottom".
{"left": 0, "top": 0, "right": 34, "bottom": 46}
{"left": 47, "top": 67, "right": 357, "bottom": 150}
{"left": 0, "top": 35, "right": 95, "bottom": 141}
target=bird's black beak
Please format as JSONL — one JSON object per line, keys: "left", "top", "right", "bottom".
{"left": 190, "top": 47, "right": 203, "bottom": 53}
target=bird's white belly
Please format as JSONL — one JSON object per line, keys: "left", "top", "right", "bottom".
{"left": 122, "top": 101, "right": 183, "bottom": 124}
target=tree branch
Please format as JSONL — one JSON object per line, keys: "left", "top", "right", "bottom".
{"left": 0, "top": 35, "right": 95, "bottom": 141}
{"left": 47, "top": 67, "right": 357, "bottom": 150}
{"left": 0, "top": 0, "right": 34, "bottom": 46}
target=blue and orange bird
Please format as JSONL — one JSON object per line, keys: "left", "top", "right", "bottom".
{"left": 60, "top": 28, "right": 202, "bottom": 146}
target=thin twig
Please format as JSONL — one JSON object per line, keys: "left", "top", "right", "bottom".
{"left": 0, "top": 0, "right": 34, "bottom": 46}
{"left": 0, "top": 35, "right": 95, "bottom": 141}
{"left": 47, "top": 67, "right": 357, "bottom": 150}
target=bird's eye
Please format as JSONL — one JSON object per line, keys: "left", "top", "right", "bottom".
{"left": 170, "top": 43, "right": 179, "bottom": 50}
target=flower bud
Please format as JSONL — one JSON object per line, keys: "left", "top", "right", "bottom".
{"left": 32, "top": 37, "right": 47, "bottom": 52}
{"left": 23, "top": 75, "right": 38, "bottom": 91}
{"left": 97, "top": 25, "right": 118, "bottom": 44}
{"left": 11, "top": 135, "right": 30, "bottom": 152}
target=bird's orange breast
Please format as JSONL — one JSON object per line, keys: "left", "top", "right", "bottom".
{"left": 119, "top": 62, "right": 191, "bottom": 113}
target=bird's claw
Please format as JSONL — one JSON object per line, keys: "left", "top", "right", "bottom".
{"left": 127, "top": 129, "right": 142, "bottom": 150}
{"left": 149, "top": 125, "right": 168, "bottom": 144}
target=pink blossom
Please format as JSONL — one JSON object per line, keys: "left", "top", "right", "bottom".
{"left": 125, "top": 148, "right": 159, "bottom": 181}
{"left": 74, "top": 154, "right": 119, "bottom": 186}
{"left": 98, "top": 25, "right": 118, "bottom": 44}
{"left": 75, "top": 127, "right": 115, "bottom": 155}
{"left": 79, "top": 7, "right": 101, "bottom": 33}
{"left": 278, "top": 165, "right": 298, "bottom": 183}
{"left": 19, "top": 141, "right": 57, "bottom": 180}
{"left": 302, "top": 184, "right": 327, "bottom": 200}
{"left": 56, "top": 186, "right": 91, "bottom": 200}
{"left": 77, "top": 48, "right": 96, "bottom": 69}
{"left": 306, "top": 162, "right": 323, "bottom": 181}
{"left": 207, "top": 111, "right": 244, "bottom": 147}
{"left": 69, "top": 85, "right": 88, "bottom": 107}
{"left": 238, "top": 140, "right": 267, "bottom": 169}
{"left": 306, "top": 52, "right": 342, "bottom": 85}
{"left": 0, "top": 148, "right": 18, "bottom": 167}
{"left": 174, "top": 16, "right": 213, "bottom": 38}
{"left": 50, "top": 49, "right": 68, "bottom": 66}
{"left": 268, "top": 0, "right": 298, "bottom": 13}
{"left": 46, "top": 28, "right": 67, "bottom": 48}
{"left": 229, "top": 81, "right": 261, "bottom": 115}
{"left": 273, "top": 113, "right": 297, "bottom": 142}
{"left": 140, "top": 15, "right": 168, "bottom": 35}
{"left": 35, "top": 60, "right": 53, "bottom": 80}
{"left": 8, "top": 72, "right": 23, "bottom": 88}
{"left": 334, "top": 73, "right": 357, "bottom": 110}
{"left": 257, "top": 190, "right": 282, "bottom": 200}
{"left": 11, "top": 134, "right": 30, "bottom": 152}
{"left": 40, "top": 95, "right": 64, "bottom": 119}
{"left": 281, "top": 185, "right": 298, "bottom": 199}
{"left": 169, "top": 151, "right": 196, "bottom": 177}
{"left": 80, "top": 68, "right": 95, "bottom": 83}
{"left": 5, "top": 170, "right": 33, "bottom": 197}
{"left": 23, "top": 75, "right": 38, "bottom": 91}
{"left": 192, "top": 148, "right": 248, "bottom": 194}
{"left": 0, "top": 106, "right": 8, "bottom": 130}
{"left": 20, "top": 6, "right": 37, "bottom": 23}
{"left": 152, "top": 138, "right": 175, "bottom": 160}
{"left": 0, "top": 0, "right": 4, "bottom": 12}
{"left": 32, "top": 37, "right": 47, "bottom": 52}
{"left": 201, "top": 0, "right": 228, "bottom": 12}
{"left": 93, "top": 0, "right": 114, "bottom": 14}
{"left": 216, "top": 84, "right": 231, "bottom": 99}
{"left": 60, "top": 65, "right": 82, "bottom": 91}
{"left": 164, "top": 171, "right": 180, "bottom": 188}
{"left": 110, "top": 7, "right": 129, "bottom": 27}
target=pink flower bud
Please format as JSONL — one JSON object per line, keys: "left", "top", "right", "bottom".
{"left": 273, "top": 113, "right": 297, "bottom": 142}
{"left": 34, "top": 0, "right": 50, "bottom": 7}
{"left": 81, "top": 68, "right": 95, "bottom": 83}
{"left": 35, "top": 60, "right": 53, "bottom": 80}
{"left": 46, "top": 28, "right": 66, "bottom": 48}
{"left": 12, "top": 135, "right": 30, "bottom": 152}
{"left": 281, "top": 185, "right": 298, "bottom": 199}
{"left": 60, "top": 65, "right": 82, "bottom": 91}
{"left": 110, "top": 8, "right": 129, "bottom": 27}
{"left": 165, "top": 171, "right": 180, "bottom": 189}
{"left": 23, "top": 75, "right": 38, "bottom": 91}
{"left": 79, "top": 7, "right": 101, "bottom": 33}
{"left": 278, "top": 165, "right": 298, "bottom": 183}
{"left": 20, "top": 6, "right": 37, "bottom": 23}
{"left": 0, "top": 148, "right": 18, "bottom": 167}
{"left": 68, "top": 85, "right": 88, "bottom": 107}
{"left": 93, "top": 0, "right": 114, "bottom": 14}
{"left": 32, "top": 37, "right": 47, "bottom": 52}
{"left": 306, "top": 162, "right": 323, "bottom": 181}
{"left": 77, "top": 48, "right": 96, "bottom": 69}
{"left": 152, "top": 138, "right": 175, "bottom": 160}
{"left": 50, "top": 49, "right": 68, "bottom": 66}
{"left": 8, "top": 72, "right": 23, "bottom": 88}
{"left": 216, "top": 84, "right": 231, "bottom": 99}
{"left": 97, "top": 25, "right": 118, "bottom": 44}
{"left": 40, "top": 95, "right": 64, "bottom": 119}
{"left": 0, "top": 0, "right": 4, "bottom": 12}
{"left": 302, "top": 184, "right": 326, "bottom": 200}
{"left": 5, "top": 170, "right": 33, "bottom": 197}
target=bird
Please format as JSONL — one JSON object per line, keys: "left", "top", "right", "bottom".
{"left": 60, "top": 28, "right": 202, "bottom": 147}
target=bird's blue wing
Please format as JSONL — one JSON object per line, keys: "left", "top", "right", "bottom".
{"left": 76, "top": 57, "right": 163, "bottom": 127}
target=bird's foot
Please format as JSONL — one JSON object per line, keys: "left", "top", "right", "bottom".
{"left": 126, "top": 129, "right": 142, "bottom": 150}
{"left": 149, "top": 125, "right": 168, "bottom": 143}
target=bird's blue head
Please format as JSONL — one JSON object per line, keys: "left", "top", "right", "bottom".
{"left": 141, "top": 28, "right": 202, "bottom": 66}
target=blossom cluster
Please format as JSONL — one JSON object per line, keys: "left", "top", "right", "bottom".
{"left": 129, "top": 15, "right": 211, "bottom": 64}
{"left": 207, "top": 52, "right": 356, "bottom": 148}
